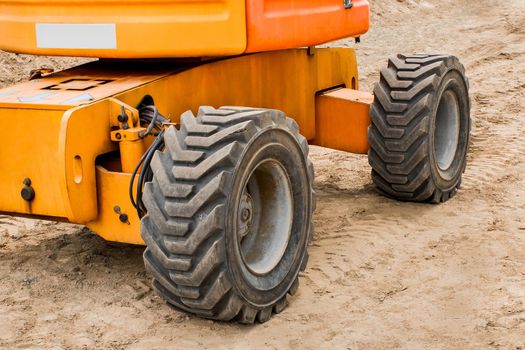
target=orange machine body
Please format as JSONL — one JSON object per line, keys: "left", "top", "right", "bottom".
{"left": 0, "top": 1, "right": 372, "bottom": 245}
{"left": 0, "top": 0, "right": 369, "bottom": 58}
{"left": 0, "top": 48, "right": 372, "bottom": 244}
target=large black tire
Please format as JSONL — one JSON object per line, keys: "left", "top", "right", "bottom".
{"left": 368, "top": 54, "right": 471, "bottom": 203}
{"left": 141, "top": 106, "right": 315, "bottom": 323}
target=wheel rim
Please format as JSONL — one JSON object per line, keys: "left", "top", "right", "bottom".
{"left": 434, "top": 89, "right": 461, "bottom": 171}
{"left": 237, "top": 159, "right": 293, "bottom": 276}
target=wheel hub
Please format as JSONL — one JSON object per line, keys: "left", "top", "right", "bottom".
{"left": 238, "top": 192, "right": 254, "bottom": 238}
{"left": 434, "top": 89, "right": 461, "bottom": 171}
{"left": 237, "top": 159, "right": 293, "bottom": 276}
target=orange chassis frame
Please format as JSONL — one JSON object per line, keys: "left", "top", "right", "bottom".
{"left": 0, "top": 48, "right": 372, "bottom": 244}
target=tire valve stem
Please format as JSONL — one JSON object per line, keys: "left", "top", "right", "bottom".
{"left": 113, "top": 205, "right": 130, "bottom": 225}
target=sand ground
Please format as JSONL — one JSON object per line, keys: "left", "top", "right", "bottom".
{"left": 0, "top": 0, "right": 524, "bottom": 348}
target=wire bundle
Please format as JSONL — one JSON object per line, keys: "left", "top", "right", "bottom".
{"left": 138, "top": 105, "right": 169, "bottom": 136}
{"left": 129, "top": 99, "right": 170, "bottom": 218}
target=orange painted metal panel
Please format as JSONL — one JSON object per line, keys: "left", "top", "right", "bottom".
{"left": 0, "top": 0, "right": 368, "bottom": 58}
{"left": 245, "top": 0, "right": 369, "bottom": 53}
{"left": 111, "top": 48, "right": 359, "bottom": 141}
{"left": 0, "top": 108, "right": 69, "bottom": 217}
{"left": 313, "top": 88, "right": 373, "bottom": 154}
{"left": 87, "top": 166, "right": 143, "bottom": 245}
{"left": 0, "top": 0, "right": 247, "bottom": 58}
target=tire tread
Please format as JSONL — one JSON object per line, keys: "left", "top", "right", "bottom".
{"left": 142, "top": 106, "right": 314, "bottom": 323}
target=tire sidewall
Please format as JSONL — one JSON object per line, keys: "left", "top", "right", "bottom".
{"left": 225, "top": 126, "right": 311, "bottom": 308}
{"left": 428, "top": 68, "right": 470, "bottom": 191}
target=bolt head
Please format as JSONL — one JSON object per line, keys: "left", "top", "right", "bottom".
{"left": 118, "top": 113, "right": 128, "bottom": 123}
{"left": 241, "top": 208, "right": 251, "bottom": 222}
{"left": 21, "top": 186, "right": 35, "bottom": 202}
{"left": 119, "top": 213, "right": 129, "bottom": 224}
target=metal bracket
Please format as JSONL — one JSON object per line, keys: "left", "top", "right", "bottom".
{"left": 108, "top": 98, "right": 140, "bottom": 129}
{"left": 343, "top": 0, "right": 353, "bottom": 9}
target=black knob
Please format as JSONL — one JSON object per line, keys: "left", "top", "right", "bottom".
{"left": 119, "top": 213, "right": 129, "bottom": 224}
{"left": 118, "top": 113, "right": 128, "bottom": 123}
{"left": 21, "top": 185, "right": 35, "bottom": 202}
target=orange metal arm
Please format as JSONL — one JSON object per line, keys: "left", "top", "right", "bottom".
{"left": 312, "top": 88, "right": 373, "bottom": 154}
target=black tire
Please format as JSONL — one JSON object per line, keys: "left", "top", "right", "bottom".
{"left": 368, "top": 54, "right": 471, "bottom": 203}
{"left": 141, "top": 106, "right": 315, "bottom": 323}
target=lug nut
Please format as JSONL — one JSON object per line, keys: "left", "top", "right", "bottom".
{"left": 241, "top": 208, "right": 251, "bottom": 222}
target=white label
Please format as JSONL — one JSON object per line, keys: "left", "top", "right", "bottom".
{"left": 36, "top": 24, "right": 116, "bottom": 49}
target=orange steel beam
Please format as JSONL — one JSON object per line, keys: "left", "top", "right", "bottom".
{"left": 312, "top": 88, "right": 373, "bottom": 154}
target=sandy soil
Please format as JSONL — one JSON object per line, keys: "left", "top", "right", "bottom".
{"left": 1, "top": 0, "right": 524, "bottom": 349}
